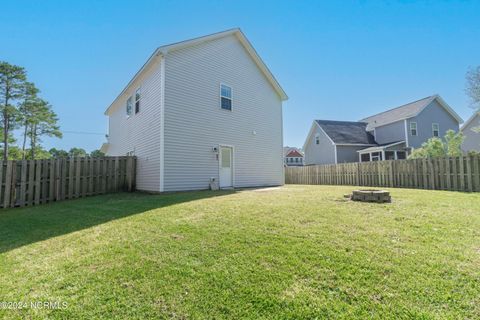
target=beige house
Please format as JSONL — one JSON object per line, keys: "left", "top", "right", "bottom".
{"left": 101, "top": 29, "right": 287, "bottom": 192}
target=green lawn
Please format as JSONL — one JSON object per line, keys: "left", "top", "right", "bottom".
{"left": 0, "top": 185, "right": 479, "bottom": 319}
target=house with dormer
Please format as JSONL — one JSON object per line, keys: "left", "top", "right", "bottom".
{"left": 304, "top": 95, "right": 463, "bottom": 164}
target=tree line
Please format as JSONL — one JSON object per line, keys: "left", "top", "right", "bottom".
{"left": 0, "top": 61, "right": 104, "bottom": 160}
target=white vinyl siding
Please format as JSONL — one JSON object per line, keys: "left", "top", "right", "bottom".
{"left": 163, "top": 34, "right": 283, "bottom": 191}
{"left": 106, "top": 60, "right": 163, "bottom": 191}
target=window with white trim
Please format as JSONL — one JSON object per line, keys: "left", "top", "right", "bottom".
{"left": 315, "top": 134, "right": 320, "bottom": 145}
{"left": 371, "top": 152, "right": 382, "bottom": 161}
{"left": 126, "top": 96, "right": 133, "bottom": 116}
{"left": 410, "top": 122, "right": 417, "bottom": 136}
{"left": 135, "top": 88, "right": 141, "bottom": 114}
{"left": 432, "top": 123, "right": 439, "bottom": 137}
{"left": 360, "top": 153, "right": 370, "bottom": 162}
{"left": 220, "top": 84, "right": 232, "bottom": 110}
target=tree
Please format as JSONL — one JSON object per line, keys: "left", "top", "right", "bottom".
{"left": 49, "top": 148, "right": 68, "bottom": 158}
{"left": 69, "top": 147, "right": 87, "bottom": 158}
{"left": 90, "top": 149, "right": 105, "bottom": 157}
{"left": 444, "top": 129, "right": 464, "bottom": 157}
{"left": 466, "top": 66, "right": 480, "bottom": 135}
{"left": 25, "top": 147, "right": 51, "bottom": 160}
{"left": 408, "top": 130, "right": 464, "bottom": 159}
{"left": 466, "top": 66, "right": 480, "bottom": 110}
{"left": 0, "top": 61, "right": 27, "bottom": 160}
{"left": 409, "top": 137, "right": 445, "bottom": 159}
{"left": 26, "top": 99, "right": 62, "bottom": 159}
{"left": 18, "top": 82, "right": 40, "bottom": 159}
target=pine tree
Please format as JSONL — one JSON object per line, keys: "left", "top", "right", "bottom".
{"left": 0, "top": 61, "right": 27, "bottom": 160}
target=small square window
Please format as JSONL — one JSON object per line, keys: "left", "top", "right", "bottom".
{"left": 410, "top": 122, "right": 417, "bottom": 136}
{"left": 135, "top": 88, "right": 141, "bottom": 114}
{"left": 432, "top": 123, "right": 439, "bottom": 137}
{"left": 220, "top": 84, "right": 232, "bottom": 111}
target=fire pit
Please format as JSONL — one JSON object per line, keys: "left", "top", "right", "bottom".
{"left": 350, "top": 190, "right": 391, "bottom": 203}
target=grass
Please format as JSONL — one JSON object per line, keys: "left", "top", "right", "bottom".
{"left": 0, "top": 185, "right": 479, "bottom": 319}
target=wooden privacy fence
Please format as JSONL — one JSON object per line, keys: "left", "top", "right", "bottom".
{"left": 0, "top": 156, "right": 136, "bottom": 209}
{"left": 285, "top": 156, "right": 480, "bottom": 192}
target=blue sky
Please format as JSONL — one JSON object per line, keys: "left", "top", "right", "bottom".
{"left": 1, "top": 1, "right": 479, "bottom": 151}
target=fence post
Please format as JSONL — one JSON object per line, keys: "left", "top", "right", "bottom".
{"left": 19, "top": 160, "right": 27, "bottom": 207}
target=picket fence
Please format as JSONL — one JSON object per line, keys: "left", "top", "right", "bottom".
{"left": 0, "top": 156, "right": 136, "bottom": 209}
{"left": 285, "top": 156, "right": 480, "bottom": 192}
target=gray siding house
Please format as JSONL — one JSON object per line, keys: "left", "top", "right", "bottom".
{"left": 304, "top": 95, "right": 463, "bottom": 164}
{"left": 461, "top": 111, "right": 480, "bottom": 153}
{"left": 102, "top": 29, "right": 287, "bottom": 192}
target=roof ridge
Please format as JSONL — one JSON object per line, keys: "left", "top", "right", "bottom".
{"left": 157, "top": 28, "right": 240, "bottom": 52}
{"left": 316, "top": 119, "right": 367, "bottom": 124}
{"left": 361, "top": 95, "right": 436, "bottom": 121}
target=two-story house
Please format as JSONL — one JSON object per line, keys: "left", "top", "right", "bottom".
{"left": 304, "top": 95, "right": 463, "bottom": 165}
{"left": 284, "top": 147, "right": 304, "bottom": 166}
{"left": 101, "top": 29, "right": 288, "bottom": 192}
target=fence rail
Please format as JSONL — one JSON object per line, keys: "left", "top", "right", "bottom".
{"left": 285, "top": 156, "right": 480, "bottom": 192}
{"left": 0, "top": 156, "right": 136, "bottom": 209}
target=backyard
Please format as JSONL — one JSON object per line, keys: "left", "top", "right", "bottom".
{"left": 0, "top": 185, "right": 479, "bottom": 319}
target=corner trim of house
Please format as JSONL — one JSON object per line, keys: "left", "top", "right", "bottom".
{"left": 404, "top": 119, "right": 409, "bottom": 148}
{"left": 334, "top": 144, "right": 338, "bottom": 164}
{"left": 159, "top": 55, "right": 166, "bottom": 192}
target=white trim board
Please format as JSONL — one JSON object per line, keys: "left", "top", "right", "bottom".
{"left": 159, "top": 56, "right": 166, "bottom": 192}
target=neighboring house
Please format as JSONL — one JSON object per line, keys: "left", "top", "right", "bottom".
{"left": 304, "top": 95, "right": 463, "bottom": 164}
{"left": 304, "top": 120, "right": 378, "bottom": 165}
{"left": 101, "top": 28, "right": 288, "bottom": 192}
{"left": 461, "top": 111, "right": 480, "bottom": 153}
{"left": 284, "top": 147, "right": 304, "bottom": 166}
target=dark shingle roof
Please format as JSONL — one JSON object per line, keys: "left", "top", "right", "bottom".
{"left": 315, "top": 120, "right": 377, "bottom": 145}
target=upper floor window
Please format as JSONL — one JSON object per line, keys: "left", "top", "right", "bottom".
{"left": 432, "top": 123, "right": 439, "bottom": 137}
{"left": 126, "top": 96, "right": 133, "bottom": 116}
{"left": 135, "top": 88, "right": 141, "bottom": 114}
{"left": 220, "top": 84, "right": 232, "bottom": 111}
{"left": 410, "top": 122, "right": 417, "bottom": 136}
{"left": 315, "top": 134, "right": 320, "bottom": 145}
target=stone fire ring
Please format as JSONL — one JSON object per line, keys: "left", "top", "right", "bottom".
{"left": 350, "top": 189, "right": 391, "bottom": 203}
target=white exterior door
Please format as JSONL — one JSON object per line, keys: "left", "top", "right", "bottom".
{"left": 219, "top": 146, "right": 233, "bottom": 188}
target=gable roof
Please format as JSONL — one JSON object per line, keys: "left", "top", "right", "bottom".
{"left": 360, "top": 95, "right": 463, "bottom": 130}
{"left": 286, "top": 149, "right": 303, "bottom": 158}
{"left": 315, "top": 120, "right": 377, "bottom": 145}
{"left": 105, "top": 28, "right": 287, "bottom": 115}
{"left": 461, "top": 111, "right": 480, "bottom": 131}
